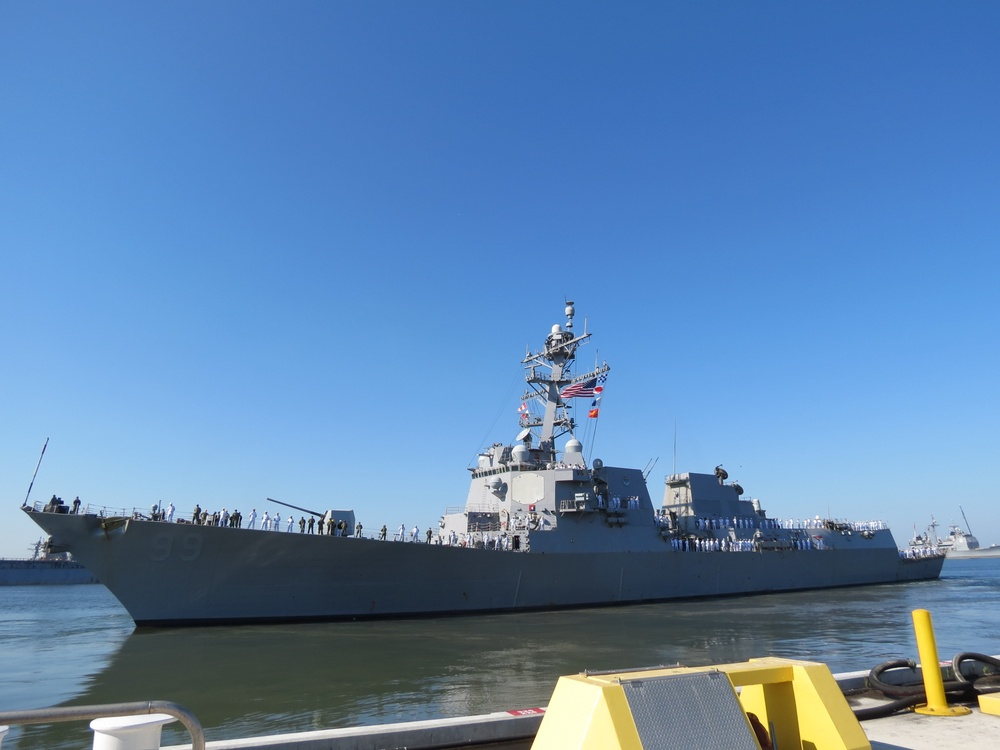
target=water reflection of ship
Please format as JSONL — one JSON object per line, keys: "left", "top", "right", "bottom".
{"left": 909, "top": 507, "right": 1000, "bottom": 559}
{"left": 35, "top": 619, "right": 554, "bottom": 748}
{"left": 23, "top": 579, "right": 975, "bottom": 750}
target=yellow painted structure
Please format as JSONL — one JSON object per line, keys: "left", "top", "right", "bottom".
{"left": 910, "top": 608, "right": 971, "bottom": 716}
{"left": 735, "top": 658, "right": 870, "bottom": 750}
{"left": 531, "top": 657, "right": 871, "bottom": 750}
{"left": 979, "top": 692, "right": 1000, "bottom": 718}
{"left": 530, "top": 670, "right": 645, "bottom": 750}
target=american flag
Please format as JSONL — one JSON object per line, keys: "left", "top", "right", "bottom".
{"left": 560, "top": 373, "right": 607, "bottom": 399}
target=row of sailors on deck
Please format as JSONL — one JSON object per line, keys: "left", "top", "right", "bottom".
{"left": 147, "top": 505, "right": 416, "bottom": 541}
{"left": 689, "top": 516, "right": 781, "bottom": 531}
{"left": 143, "top": 504, "right": 530, "bottom": 551}
{"left": 248, "top": 510, "right": 354, "bottom": 536}
{"left": 900, "top": 545, "right": 941, "bottom": 558}
{"left": 671, "top": 536, "right": 820, "bottom": 552}
{"left": 158, "top": 505, "right": 357, "bottom": 536}
{"left": 778, "top": 518, "right": 888, "bottom": 531}
{"left": 186, "top": 505, "right": 242, "bottom": 527}
{"left": 678, "top": 516, "right": 889, "bottom": 532}
{"left": 657, "top": 515, "right": 779, "bottom": 531}
{"left": 441, "top": 529, "right": 516, "bottom": 550}
{"left": 140, "top": 504, "right": 535, "bottom": 550}
{"left": 378, "top": 526, "right": 523, "bottom": 550}
{"left": 597, "top": 495, "right": 641, "bottom": 509}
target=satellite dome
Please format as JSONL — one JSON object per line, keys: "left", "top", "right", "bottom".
{"left": 551, "top": 324, "right": 562, "bottom": 334}
{"left": 564, "top": 438, "right": 583, "bottom": 453}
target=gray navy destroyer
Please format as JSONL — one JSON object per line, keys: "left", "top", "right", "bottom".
{"left": 22, "top": 303, "right": 943, "bottom": 626}
{"left": 909, "top": 512, "right": 1000, "bottom": 559}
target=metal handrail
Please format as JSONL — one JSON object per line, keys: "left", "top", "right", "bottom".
{"left": 0, "top": 700, "right": 205, "bottom": 750}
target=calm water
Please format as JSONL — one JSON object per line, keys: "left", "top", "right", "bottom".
{"left": 1, "top": 558, "right": 998, "bottom": 749}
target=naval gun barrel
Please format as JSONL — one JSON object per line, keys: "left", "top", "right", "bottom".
{"left": 266, "top": 497, "right": 324, "bottom": 517}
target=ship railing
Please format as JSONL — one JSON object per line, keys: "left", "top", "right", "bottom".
{"left": 899, "top": 545, "right": 945, "bottom": 560}
{"left": 0, "top": 700, "right": 205, "bottom": 750}
{"left": 27, "top": 500, "right": 137, "bottom": 519}
{"left": 468, "top": 521, "right": 504, "bottom": 532}
{"left": 462, "top": 504, "right": 501, "bottom": 514}
{"left": 559, "top": 498, "right": 595, "bottom": 513}
{"left": 775, "top": 518, "right": 889, "bottom": 532}
{"left": 471, "top": 463, "right": 544, "bottom": 477}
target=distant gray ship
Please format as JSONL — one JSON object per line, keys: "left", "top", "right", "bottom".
{"left": 909, "top": 512, "right": 1000, "bottom": 559}
{"left": 22, "top": 303, "right": 943, "bottom": 626}
{"left": 0, "top": 539, "right": 97, "bottom": 586}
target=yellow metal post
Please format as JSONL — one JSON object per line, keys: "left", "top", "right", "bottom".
{"left": 910, "top": 608, "right": 971, "bottom": 716}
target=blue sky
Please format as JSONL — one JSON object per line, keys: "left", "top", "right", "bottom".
{"left": 2, "top": 1, "right": 998, "bottom": 557}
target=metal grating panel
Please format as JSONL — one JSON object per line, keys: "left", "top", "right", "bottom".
{"left": 621, "top": 671, "right": 760, "bottom": 749}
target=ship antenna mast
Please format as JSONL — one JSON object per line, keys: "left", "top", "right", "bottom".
{"left": 642, "top": 457, "right": 659, "bottom": 481}
{"left": 23, "top": 437, "right": 49, "bottom": 507}
{"left": 672, "top": 421, "right": 677, "bottom": 474}
{"left": 960, "top": 505, "right": 974, "bottom": 535}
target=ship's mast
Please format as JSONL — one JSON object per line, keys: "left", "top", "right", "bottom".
{"left": 960, "top": 505, "right": 974, "bottom": 536}
{"left": 520, "top": 302, "right": 608, "bottom": 463}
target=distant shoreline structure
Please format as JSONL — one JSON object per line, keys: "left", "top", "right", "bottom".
{"left": 0, "top": 557, "right": 98, "bottom": 585}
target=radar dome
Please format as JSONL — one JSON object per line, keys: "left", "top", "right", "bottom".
{"left": 593, "top": 458, "right": 604, "bottom": 470}
{"left": 551, "top": 324, "right": 562, "bottom": 334}
{"left": 564, "top": 438, "right": 583, "bottom": 453}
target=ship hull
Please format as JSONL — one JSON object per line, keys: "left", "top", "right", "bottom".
{"left": 24, "top": 509, "right": 943, "bottom": 626}
{"left": 946, "top": 548, "right": 1000, "bottom": 559}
